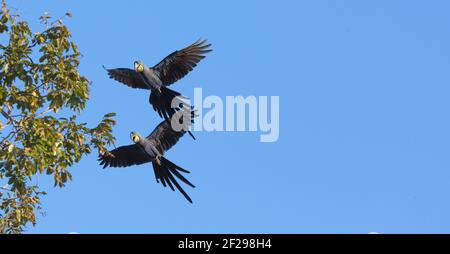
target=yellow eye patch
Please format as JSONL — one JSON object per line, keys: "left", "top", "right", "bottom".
{"left": 135, "top": 64, "right": 144, "bottom": 72}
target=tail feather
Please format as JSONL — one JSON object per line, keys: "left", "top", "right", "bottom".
{"left": 166, "top": 172, "right": 192, "bottom": 203}
{"left": 188, "top": 131, "right": 195, "bottom": 140}
{"left": 149, "top": 87, "right": 196, "bottom": 140}
{"left": 161, "top": 157, "right": 190, "bottom": 173}
{"left": 164, "top": 176, "right": 175, "bottom": 191}
{"left": 161, "top": 158, "right": 194, "bottom": 187}
{"left": 149, "top": 87, "right": 180, "bottom": 121}
{"left": 152, "top": 157, "right": 195, "bottom": 203}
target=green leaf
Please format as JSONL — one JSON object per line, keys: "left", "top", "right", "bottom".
{"left": 103, "top": 112, "right": 116, "bottom": 118}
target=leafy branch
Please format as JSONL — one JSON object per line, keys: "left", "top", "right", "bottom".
{"left": 0, "top": 2, "right": 116, "bottom": 233}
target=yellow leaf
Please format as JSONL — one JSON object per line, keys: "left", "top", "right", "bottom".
{"left": 15, "top": 210, "right": 21, "bottom": 223}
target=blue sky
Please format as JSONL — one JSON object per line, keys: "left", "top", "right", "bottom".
{"left": 7, "top": 0, "right": 450, "bottom": 233}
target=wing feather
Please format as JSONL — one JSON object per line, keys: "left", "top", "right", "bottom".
{"left": 98, "top": 144, "right": 151, "bottom": 168}
{"left": 106, "top": 68, "right": 149, "bottom": 90}
{"left": 146, "top": 120, "right": 188, "bottom": 153}
{"left": 152, "top": 39, "right": 212, "bottom": 86}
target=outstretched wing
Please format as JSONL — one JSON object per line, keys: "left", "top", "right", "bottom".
{"left": 98, "top": 144, "right": 151, "bottom": 168}
{"left": 152, "top": 39, "right": 212, "bottom": 86}
{"left": 106, "top": 68, "right": 149, "bottom": 90}
{"left": 146, "top": 120, "right": 188, "bottom": 153}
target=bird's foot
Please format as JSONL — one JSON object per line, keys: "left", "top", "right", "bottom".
{"left": 155, "top": 155, "right": 162, "bottom": 165}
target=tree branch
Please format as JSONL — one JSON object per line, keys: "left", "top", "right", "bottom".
{"left": 1, "top": 0, "right": 10, "bottom": 21}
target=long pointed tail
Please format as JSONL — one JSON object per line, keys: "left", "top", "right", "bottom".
{"left": 152, "top": 157, "right": 195, "bottom": 203}
{"left": 149, "top": 87, "right": 196, "bottom": 139}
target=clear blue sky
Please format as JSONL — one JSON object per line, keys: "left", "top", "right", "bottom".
{"left": 8, "top": 0, "right": 450, "bottom": 233}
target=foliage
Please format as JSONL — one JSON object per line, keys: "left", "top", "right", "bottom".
{"left": 0, "top": 2, "right": 115, "bottom": 233}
